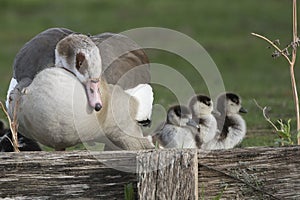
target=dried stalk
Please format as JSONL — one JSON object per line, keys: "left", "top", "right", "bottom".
{"left": 251, "top": 33, "right": 291, "bottom": 63}
{"left": 253, "top": 99, "right": 279, "bottom": 131}
{"left": 292, "top": 0, "right": 300, "bottom": 145}
{"left": 253, "top": 99, "right": 287, "bottom": 146}
{"left": 251, "top": 0, "right": 300, "bottom": 145}
{"left": 0, "top": 102, "right": 20, "bottom": 152}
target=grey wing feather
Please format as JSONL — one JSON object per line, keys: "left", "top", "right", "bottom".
{"left": 13, "top": 28, "right": 73, "bottom": 82}
{"left": 91, "top": 33, "right": 150, "bottom": 90}
{"left": 154, "top": 124, "right": 177, "bottom": 147}
{"left": 213, "top": 113, "right": 225, "bottom": 132}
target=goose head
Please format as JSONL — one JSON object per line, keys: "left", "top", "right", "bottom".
{"left": 166, "top": 105, "right": 199, "bottom": 129}
{"left": 188, "top": 94, "right": 214, "bottom": 118}
{"left": 55, "top": 34, "right": 103, "bottom": 111}
{"left": 216, "top": 93, "right": 247, "bottom": 116}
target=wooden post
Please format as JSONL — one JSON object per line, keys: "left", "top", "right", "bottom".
{"left": 137, "top": 149, "right": 198, "bottom": 200}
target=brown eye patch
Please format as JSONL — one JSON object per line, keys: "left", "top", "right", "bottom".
{"left": 76, "top": 52, "right": 85, "bottom": 71}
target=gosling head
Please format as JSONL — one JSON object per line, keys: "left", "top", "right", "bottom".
{"left": 216, "top": 93, "right": 247, "bottom": 116}
{"left": 55, "top": 34, "right": 103, "bottom": 112}
{"left": 188, "top": 94, "right": 214, "bottom": 118}
{"left": 166, "top": 105, "right": 199, "bottom": 129}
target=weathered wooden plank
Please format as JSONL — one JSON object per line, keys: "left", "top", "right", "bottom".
{"left": 1, "top": 147, "right": 300, "bottom": 199}
{"left": 137, "top": 149, "right": 198, "bottom": 200}
{"left": 0, "top": 151, "right": 137, "bottom": 199}
{"left": 198, "top": 146, "right": 300, "bottom": 199}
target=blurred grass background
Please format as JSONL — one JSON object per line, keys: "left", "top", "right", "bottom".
{"left": 0, "top": 0, "right": 299, "bottom": 148}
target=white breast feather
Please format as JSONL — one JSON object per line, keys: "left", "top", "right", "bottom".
{"left": 200, "top": 115, "right": 218, "bottom": 144}
{"left": 202, "top": 115, "right": 246, "bottom": 150}
{"left": 6, "top": 78, "right": 18, "bottom": 109}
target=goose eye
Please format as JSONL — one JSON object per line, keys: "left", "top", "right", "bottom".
{"left": 76, "top": 52, "right": 85, "bottom": 71}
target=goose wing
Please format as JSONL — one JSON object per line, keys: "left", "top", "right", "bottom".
{"left": 13, "top": 28, "right": 73, "bottom": 82}
{"left": 91, "top": 33, "right": 150, "bottom": 90}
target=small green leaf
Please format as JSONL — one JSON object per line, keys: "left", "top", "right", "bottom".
{"left": 277, "top": 131, "right": 288, "bottom": 138}
{"left": 124, "top": 183, "right": 134, "bottom": 200}
{"left": 213, "top": 185, "right": 227, "bottom": 200}
{"left": 200, "top": 183, "right": 205, "bottom": 200}
{"left": 281, "top": 140, "right": 291, "bottom": 145}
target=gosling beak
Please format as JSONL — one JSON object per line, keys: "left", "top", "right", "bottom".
{"left": 187, "top": 119, "right": 200, "bottom": 129}
{"left": 239, "top": 107, "right": 248, "bottom": 114}
{"left": 85, "top": 79, "right": 102, "bottom": 112}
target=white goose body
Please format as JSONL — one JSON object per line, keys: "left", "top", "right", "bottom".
{"left": 7, "top": 28, "right": 154, "bottom": 150}
{"left": 16, "top": 67, "right": 152, "bottom": 150}
{"left": 15, "top": 68, "right": 92, "bottom": 149}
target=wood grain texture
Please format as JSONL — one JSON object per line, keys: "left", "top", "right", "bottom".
{"left": 0, "top": 151, "right": 137, "bottom": 199}
{"left": 0, "top": 147, "right": 300, "bottom": 199}
{"left": 137, "top": 149, "right": 198, "bottom": 200}
{"left": 198, "top": 146, "right": 300, "bottom": 199}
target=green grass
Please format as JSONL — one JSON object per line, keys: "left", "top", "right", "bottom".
{"left": 0, "top": 0, "right": 299, "bottom": 147}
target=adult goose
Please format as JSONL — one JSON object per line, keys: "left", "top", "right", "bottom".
{"left": 6, "top": 28, "right": 154, "bottom": 150}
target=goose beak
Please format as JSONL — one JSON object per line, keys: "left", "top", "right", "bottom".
{"left": 187, "top": 119, "right": 200, "bottom": 129}
{"left": 239, "top": 107, "right": 248, "bottom": 114}
{"left": 85, "top": 79, "right": 102, "bottom": 112}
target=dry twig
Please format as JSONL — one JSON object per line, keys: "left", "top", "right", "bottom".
{"left": 253, "top": 99, "right": 279, "bottom": 132}
{"left": 0, "top": 101, "right": 20, "bottom": 152}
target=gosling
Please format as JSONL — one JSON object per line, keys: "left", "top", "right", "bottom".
{"left": 152, "top": 105, "right": 199, "bottom": 149}
{"left": 188, "top": 94, "right": 218, "bottom": 149}
{"left": 202, "top": 93, "right": 247, "bottom": 150}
